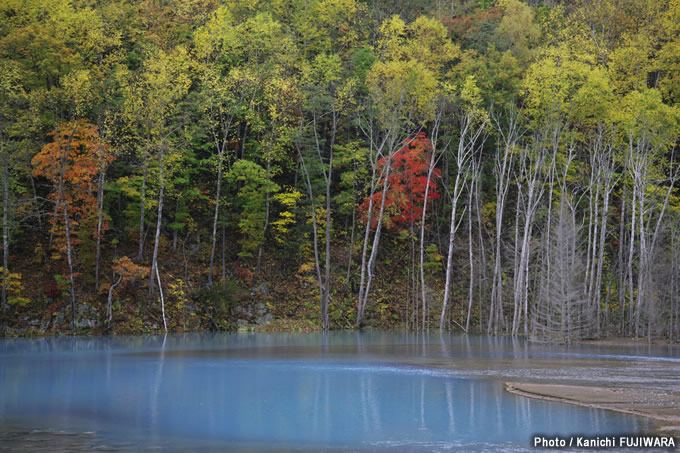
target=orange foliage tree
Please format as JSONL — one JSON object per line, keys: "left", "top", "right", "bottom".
{"left": 33, "top": 121, "right": 114, "bottom": 261}
{"left": 32, "top": 121, "right": 113, "bottom": 331}
{"left": 105, "top": 256, "right": 150, "bottom": 324}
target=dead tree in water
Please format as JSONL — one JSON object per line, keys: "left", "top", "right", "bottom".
{"left": 533, "top": 194, "right": 592, "bottom": 343}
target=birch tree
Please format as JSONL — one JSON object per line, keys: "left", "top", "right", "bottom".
{"left": 132, "top": 47, "right": 190, "bottom": 297}
{"left": 440, "top": 77, "right": 488, "bottom": 331}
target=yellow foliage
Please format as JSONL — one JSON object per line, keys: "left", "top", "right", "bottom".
{"left": 0, "top": 268, "right": 29, "bottom": 306}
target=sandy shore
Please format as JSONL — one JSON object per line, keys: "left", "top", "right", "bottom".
{"left": 506, "top": 381, "right": 680, "bottom": 434}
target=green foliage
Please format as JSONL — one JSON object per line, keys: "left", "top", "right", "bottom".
{"left": 423, "top": 244, "right": 443, "bottom": 274}
{"left": 198, "top": 286, "right": 237, "bottom": 313}
{"left": 329, "top": 296, "right": 356, "bottom": 329}
{"left": 53, "top": 274, "right": 71, "bottom": 298}
{"left": 228, "top": 159, "right": 280, "bottom": 258}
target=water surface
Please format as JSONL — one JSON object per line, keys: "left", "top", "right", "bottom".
{"left": 0, "top": 332, "right": 668, "bottom": 451}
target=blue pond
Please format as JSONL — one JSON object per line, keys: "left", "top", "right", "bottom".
{"left": 0, "top": 332, "right": 658, "bottom": 451}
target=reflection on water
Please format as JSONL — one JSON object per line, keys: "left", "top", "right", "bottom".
{"left": 0, "top": 332, "right": 664, "bottom": 451}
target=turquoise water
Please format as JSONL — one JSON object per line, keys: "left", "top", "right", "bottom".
{"left": 0, "top": 332, "right": 660, "bottom": 451}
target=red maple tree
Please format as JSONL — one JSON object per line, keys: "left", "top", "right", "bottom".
{"left": 360, "top": 132, "right": 441, "bottom": 231}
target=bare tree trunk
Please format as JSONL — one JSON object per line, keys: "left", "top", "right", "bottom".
{"left": 640, "top": 160, "right": 677, "bottom": 338}
{"left": 513, "top": 139, "right": 547, "bottom": 336}
{"left": 635, "top": 180, "right": 646, "bottom": 337}
{"left": 475, "top": 165, "right": 487, "bottom": 332}
{"left": 346, "top": 206, "right": 356, "bottom": 291}
{"left": 356, "top": 123, "right": 400, "bottom": 327}
{"left": 441, "top": 111, "right": 487, "bottom": 331}
{"left": 672, "top": 235, "right": 676, "bottom": 341}
{"left": 208, "top": 109, "right": 234, "bottom": 288}
{"left": 256, "top": 128, "right": 276, "bottom": 275}
{"left": 149, "top": 141, "right": 165, "bottom": 296}
{"left": 221, "top": 223, "right": 226, "bottom": 290}
{"left": 323, "top": 162, "right": 332, "bottom": 329}
{"left": 355, "top": 91, "right": 418, "bottom": 327}
{"left": 419, "top": 108, "right": 447, "bottom": 332}
{"left": 440, "top": 169, "right": 467, "bottom": 331}
{"left": 358, "top": 152, "right": 393, "bottom": 327}
{"left": 466, "top": 169, "right": 476, "bottom": 332}
{"left": 297, "top": 144, "right": 327, "bottom": 329}
{"left": 322, "top": 114, "right": 337, "bottom": 330}
{"left": 62, "top": 199, "right": 77, "bottom": 335}
{"left": 489, "top": 111, "right": 520, "bottom": 334}
{"left": 356, "top": 157, "right": 377, "bottom": 327}
{"left": 55, "top": 130, "right": 78, "bottom": 335}
{"left": 107, "top": 273, "right": 123, "bottom": 324}
{"left": 627, "top": 183, "right": 636, "bottom": 336}
{"left": 593, "top": 129, "right": 616, "bottom": 338}
{"left": 617, "top": 185, "right": 627, "bottom": 335}
{"left": 419, "top": 145, "right": 438, "bottom": 331}
{"left": 156, "top": 265, "right": 167, "bottom": 333}
{"left": 137, "top": 156, "right": 147, "bottom": 260}
{"left": 512, "top": 187, "right": 522, "bottom": 334}
{"left": 1, "top": 155, "right": 8, "bottom": 314}
{"left": 94, "top": 135, "right": 107, "bottom": 292}
{"left": 345, "top": 149, "right": 360, "bottom": 291}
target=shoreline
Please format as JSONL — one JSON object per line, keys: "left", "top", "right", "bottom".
{"left": 505, "top": 382, "right": 680, "bottom": 435}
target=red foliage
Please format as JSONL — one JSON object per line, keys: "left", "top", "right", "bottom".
{"left": 441, "top": 7, "right": 502, "bottom": 41}
{"left": 236, "top": 267, "right": 253, "bottom": 285}
{"left": 44, "top": 278, "right": 60, "bottom": 299}
{"left": 360, "top": 133, "right": 441, "bottom": 231}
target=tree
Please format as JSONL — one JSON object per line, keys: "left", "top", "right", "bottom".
{"left": 32, "top": 120, "right": 107, "bottom": 334}
{"left": 616, "top": 89, "right": 679, "bottom": 337}
{"left": 127, "top": 46, "right": 190, "bottom": 296}
{"left": 106, "top": 256, "right": 149, "bottom": 325}
{"left": 533, "top": 193, "right": 591, "bottom": 343}
{"left": 359, "top": 132, "right": 441, "bottom": 231}
{"left": 0, "top": 60, "right": 26, "bottom": 315}
{"left": 296, "top": 52, "right": 356, "bottom": 329}
{"left": 227, "top": 159, "right": 280, "bottom": 261}
{"left": 355, "top": 14, "right": 459, "bottom": 327}
{"left": 440, "top": 78, "right": 488, "bottom": 332}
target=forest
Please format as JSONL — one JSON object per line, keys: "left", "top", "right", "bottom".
{"left": 1, "top": 0, "right": 679, "bottom": 342}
